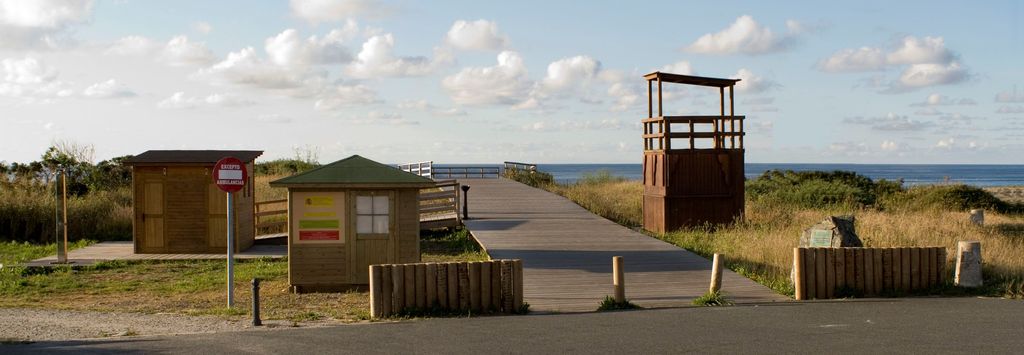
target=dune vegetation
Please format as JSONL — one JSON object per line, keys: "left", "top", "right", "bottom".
{"left": 536, "top": 170, "right": 1024, "bottom": 298}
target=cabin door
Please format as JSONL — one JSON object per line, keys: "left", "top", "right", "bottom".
{"left": 138, "top": 169, "right": 166, "bottom": 251}
{"left": 349, "top": 191, "right": 396, "bottom": 284}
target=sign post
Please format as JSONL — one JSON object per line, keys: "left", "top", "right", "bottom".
{"left": 214, "top": 157, "right": 247, "bottom": 308}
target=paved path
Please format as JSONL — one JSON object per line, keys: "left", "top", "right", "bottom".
{"left": 25, "top": 241, "right": 285, "bottom": 267}
{"left": 10, "top": 298, "right": 1024, "bottom": 353}
{"left": 460, "top": 178, "right": 785, "bottom": 312}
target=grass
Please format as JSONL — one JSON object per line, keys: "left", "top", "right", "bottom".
{"left": 596, "top": 295, "right": 641, "bottom": 311}
{"left": 0, "top": 227, "right": 489, "bottom": 322}
{"left": 692, "top": 291, "right": 734, "bottom": 306}
{"left": 529, "top": 170, "right": 1024, "bottom": 299}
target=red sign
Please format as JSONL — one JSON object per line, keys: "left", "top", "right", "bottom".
{"left": 299, "top": 230, "right": 341, "bottom": 241}
{"left": 213, "top": 157, "right": 247, "bottom": 193}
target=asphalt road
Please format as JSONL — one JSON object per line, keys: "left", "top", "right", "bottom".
{"left": 7, "top": 298, "right": 1023, "bottom": 354}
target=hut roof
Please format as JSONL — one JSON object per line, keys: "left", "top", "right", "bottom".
{"left": 270, "top": 155, "right": 434, "bottom": 188}
{"left": 643, "top": 72, "right": 740, "bottom": 88}
{"left": 125, "top": 150, "right": 263, "bottom": 165}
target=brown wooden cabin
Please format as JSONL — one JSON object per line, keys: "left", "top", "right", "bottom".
{"left": 125, "top": 150, "right": 262, "bottom": 254}
{"left": 641, "top": 72, "right": 746, "bottom": 233}
{"left": 269, "top": 155, "right": 435, "bottom": 293}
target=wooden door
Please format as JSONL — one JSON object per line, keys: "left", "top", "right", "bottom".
{"left": 163, "top": 167, "right": 209, "bottom": 252}
{"left": 207, "top": 184, "right": 228, "bottom": 250}
{"left": 349, "top": 191, "right": 396, "bottom": 284}
{"left": 142, "top": 179, "right": 165, "bottom": 249}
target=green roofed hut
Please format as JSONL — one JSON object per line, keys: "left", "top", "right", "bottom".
{"left": 270, "top": 155, "right": 435, "bottom": 292}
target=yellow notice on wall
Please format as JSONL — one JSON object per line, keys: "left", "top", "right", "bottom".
{"left": 304, "top": 196, "right": 333, "bottom": 207}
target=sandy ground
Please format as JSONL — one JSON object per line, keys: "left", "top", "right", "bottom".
{"left": 0, "top": 308, "right": 340, "bottom": 341}
{"left": 985, "top": 186, "right": 1024, "bottom": 204}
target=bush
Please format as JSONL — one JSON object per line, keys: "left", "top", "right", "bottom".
{"left": 880, "top": 184, "right": 1021, "bottom": 213}
{"left": 0, "top": 186, "right": 131, "bottom": 243}
{"left": 502, "top": 167, "right": 553, "bottom": 188}
{"left": 746, "top": 170, "right": 903, "bottom": 208}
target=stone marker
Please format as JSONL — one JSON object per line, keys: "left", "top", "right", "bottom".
{"left": 798, "top": 215, "right": 863, "bottom": 248}
{"left": 969, "top": 209, "right": 984, "bottom": 226}
{"left": 955, "top": 241, "right": 982, "bottom": 288}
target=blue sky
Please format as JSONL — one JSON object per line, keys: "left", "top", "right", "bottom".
{"left": 2, "top": 0, "right": 1023, "bottom": 164}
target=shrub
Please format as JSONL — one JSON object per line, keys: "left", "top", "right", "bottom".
{"left": 880, "top": 184, "right": 1021, "bottom": 213}
{"left": 502, "top": 167, "right": 554, "bottom": 188}
{"left": 746, "top": 170, "right": 903, "bottom": 208}
{"left": 596, "top": 295, "right": 641, "bottom": 311}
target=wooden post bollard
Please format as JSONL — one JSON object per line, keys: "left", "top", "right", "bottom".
{"left": 392, "top": 264, "right": 405, "bottom": 313}
{"left": 425, "top": 263, "right": 437, "bottom": 309}
{"left": 955, "top": 241, "right": 983, "bottom": 287}
{"left": 910, "top": 247, "right": 921, "bottom": 290}
{"left": 370, "top": 265, "right": 383, "bottom": 319}
{"left": 969, "top": 209, "right": 984, "bottom": 226}
{"left": 793, "top": 248, "right": 805, "bottom": 300}
{"left": 404, "top": 264, "right": 416, "bottom": 310}
{"left": 480, "top": 261, "right": 492, "bottom": 311}
{"left": 490, "top": 260, "right": 501, "bottom": 310}
{"left": 447, "top": 263, "right": 459, "bottom": 309}
{"left": 381, "top": 265, "right": 393, "bottom": 317}
{"left": 458, "top": 263, "right": 470, "bottom": 310}
{"left": 513, "top": 259, "right": 524, "bottom": 312}
{"left": 469, "top": 262, "right": 481, "bottom": 312}
{"left": 501, "top": 260, "right": 513, "bottom": 313}
{"left": 709, "top": 253, "right": 724, "bottom": 293}
{"left": 815, "top": 248, "right": 827, "bottom": 298}
{"left": 436, "top": 263, "right": 448, "bottom": 309}
{"left": 613, "top": 256, "right": 625, "bottom": 303}
{"left": 415, "top": 263, "right": 426, "bottom": 309}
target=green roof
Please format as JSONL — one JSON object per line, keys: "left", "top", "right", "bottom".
{"left": 270, "top": 155, "right": 434, "bottom": 187}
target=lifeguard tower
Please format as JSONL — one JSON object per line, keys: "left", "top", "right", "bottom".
{"left": 641, "top": 72, "right": 745, "bottom": 233}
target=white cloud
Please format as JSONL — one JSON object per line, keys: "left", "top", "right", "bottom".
{"left": 520, "top": 119, "right": 627, "bottom": 132}
{"left": 997, "top": 105, "right": 1024, "bottom": 114}
{"left": 83, "top": 79, "right": 135, "bottom": 98}
{"left": 733, "top": 68, "right": 775, "bottom": 93}
{"left": 828, "top": 141, "right": 870, "bottom": 156}
{"left": 894, "top": 62, "right": 967, "bottom": 89}
{"left": 157, "top": 92, "right": 253, "bottom": 109}
{"left": 33, "top": 80, "right": 73, "bottom": 97}
{"left": 880, "top": 140, "right": 898, "bottom": 151}
{"left": 0, "top": 0, "right": 93, "bottom": 48}
{"left": 607, "top": 82, "right": 639, "bottom": 111}
{"left": 935, "top": 137, "right": 955, "bottom": 149}
{"left": 910, "top": 93, "right": 976, "bottom": 107}
{"left": 446, "top": 19, "right": 507, "bottom": 51}
{"left": 685, "top": 15, "right": 798, "bottom": 55}
{"left": 345, "top": 34, "right": 433, "bottom": 78}
{"left": 843, "top": 112, "right": 931, "bottom": 131}
{"left": 2, "top": 57, "right": 57, "bottom": 84}
{"left": 160, "top": 36, "right": 215, "bottom": 67}
{"left": 314, "top": 83, "right": 378, "bottom": 110}
{"left": 195, "top": 47, "right": 313, "bottom": 89}
{"left": 660, "top": 61, "right": 693, "bottom": 75}
{"left": 192, "top": 21, "right": 213, "bottom": 34}
{"left": 105, "top": 36, "right": 160, "bottom": 56}
{"left": 442, "top": 50, "right": 531, "bottom": 106}
{"left": 886, "top": 36, "right": 954, "bottom": 65}
{"left": 265, "top": 28, "right": 352, "bottom": 67}
{"left": 995, "top": 90, "right": 1024, "bottom": 103}
{"left": 289, "top": 0, "right": 386, "bottom": 23}
{"left": 539, "top": 55, "right": 601, "bottom": 93}
{"left": 818, "top": 47, "right": 886, "bottom": 72}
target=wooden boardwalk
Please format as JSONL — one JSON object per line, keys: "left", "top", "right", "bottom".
{"left": 460, "top": 178, "right": 787, "bottom": 312}
{"left": 25, "top": 241, "right": 286, "bottom": 267}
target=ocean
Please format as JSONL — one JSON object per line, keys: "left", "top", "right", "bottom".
{"left": 530, "top": 163, "right": 1024, "bottom": 187}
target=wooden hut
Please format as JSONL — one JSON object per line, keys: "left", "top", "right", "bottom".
{"left": 269, "top": 155, "right": 435, "bottom": 292}
{"left": 641, "top": 72, "right": 745, "bottom": 233}
{"left": 125, "top": 150, "right": 262, "bottom": 254}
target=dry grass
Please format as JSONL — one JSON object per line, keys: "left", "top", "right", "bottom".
{"left": 545, "top": 179, "right": 1024, "bottom": 298}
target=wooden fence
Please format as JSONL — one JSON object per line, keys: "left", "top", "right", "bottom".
{"left": 397, "top": 161, "right": 433, "bottom": 178}
{"left": 369, "top": 259, "right": 524, "bottom": 318}
{"left": 503, "top": 161, "right": 537, "bottom": 172}
{"left": 419, "top": 179, "right": 460, "bottom": 230}
{"left": 254, "top": 199, "right": 287, "bottom": 235}
{"left": 432, "top": 166, "right": 501, "bottom": 179}
{"left": 793, "top": 247, "right": 947, "bottom": 300}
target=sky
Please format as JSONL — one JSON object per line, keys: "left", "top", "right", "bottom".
{"left": 1, "top": 0, "right": 1023, "bottom": 165}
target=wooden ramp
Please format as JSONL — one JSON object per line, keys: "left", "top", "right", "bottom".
{"left": 460, "top": 178, "right": 786, "bottom": 312}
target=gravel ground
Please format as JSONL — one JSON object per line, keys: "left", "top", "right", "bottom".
{"left": 0, "top": 308, "right": 265, "bottom": 341}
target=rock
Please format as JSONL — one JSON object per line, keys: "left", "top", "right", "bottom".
{"left": 955, "top": 241, "right": 983, "bottom": 288}
{"left": 798, "top": 215, "right": 862, "bottom": 248}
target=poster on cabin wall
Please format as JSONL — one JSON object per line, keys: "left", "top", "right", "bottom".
{"left": 290, "top": 191, "right": 345, "bottom": 243}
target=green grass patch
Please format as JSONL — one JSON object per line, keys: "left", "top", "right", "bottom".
{"left": 596, "top": 295, "right": 641, "bottom": 311}
{"left": 692, "top": 291, "right": 734, "bottom": 306}
{"left": 420, "top": 227, "right": 489, "bottom": 262}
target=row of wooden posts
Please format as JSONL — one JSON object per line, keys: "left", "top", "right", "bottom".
{"left": 369, "top": 259, "right": 524, "bottom": 318}
{"left": 793, "top": 247, "right": 948, "bottom": 300}
{"left": 611, "top": 254, "right": 726, "bottom": 303}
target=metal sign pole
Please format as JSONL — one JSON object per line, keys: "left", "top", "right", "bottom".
{"left": 227, "top": 191, "right": 234, "bottom": 308}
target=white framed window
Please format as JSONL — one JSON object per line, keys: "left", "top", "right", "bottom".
{"left": 356, "top": 195, "right": 390, "bottom": 234}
